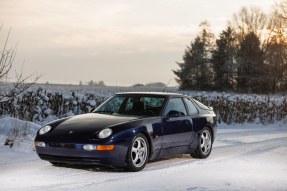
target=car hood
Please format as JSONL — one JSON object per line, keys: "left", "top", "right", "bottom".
{"left": 51, "top": 113, "right": 144, "bottom": 136}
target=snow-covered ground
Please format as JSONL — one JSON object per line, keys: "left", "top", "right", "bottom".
{"left": 0, "top": 117, "right": 40, "bottom": 164}
{"left": 0, "top": 119, "right": 286, "bottom": 191}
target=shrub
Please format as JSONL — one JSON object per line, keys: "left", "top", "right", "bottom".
{"left": 0, "top": 85, "right": 286, "bottom": 125}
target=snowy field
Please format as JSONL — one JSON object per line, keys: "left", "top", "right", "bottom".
{"left": 1, "top": 85, "right": 287, "bottom": 190}
{"left": 0, "top": 120, "right": 287, "bottom": 191}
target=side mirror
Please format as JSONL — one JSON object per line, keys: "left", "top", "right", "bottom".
{"left": 167, "top": 110, "right": 181, "bottom": 118}
{"left": 89, "top": 108, "right": 95, "bottom": 113}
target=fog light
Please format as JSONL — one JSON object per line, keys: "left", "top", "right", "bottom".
{"left": 82, "top": 144, "right": 97, "bottom": 151}
{"left": 35, "top": 141, "right": 45, "bottom": 147}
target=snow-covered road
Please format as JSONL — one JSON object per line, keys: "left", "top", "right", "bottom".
{"left": 1, "top": 126, "right": 287, "bottom": 191}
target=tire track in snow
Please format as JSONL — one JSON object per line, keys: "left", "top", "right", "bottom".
{"left": 21, "top": 137, "right": 287, "bottom": 191}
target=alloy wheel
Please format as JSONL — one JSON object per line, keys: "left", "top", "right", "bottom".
{"left": 200, "top": 130, "right": 211, "bottom": 155}
{"left": 131, "top": 137, "right": 147, "bottom": 168}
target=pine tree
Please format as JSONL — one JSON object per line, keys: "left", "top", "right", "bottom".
{"left": 236, "top": 32, "right": 267, "bottom": 93}
{"left": 173, "top": 21, "right": 214, "bottom": 90}
{"left": 211, "top": 27, "right": 236, "bottom": 91}
{"left": 173, "top": 37, "right": 202, "bottom": 89}
{"left": 98, "top": 81, "right": 106, "bottom": 87}
{"left": 88, "top": 80, "right": 94, "bottom": 86}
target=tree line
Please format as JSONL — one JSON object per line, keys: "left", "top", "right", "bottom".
{"left": 174, "top": 3, "right": 287, "bottom": 94}
{"left": 79, "top": 80, "right": 106, "bottom": 87}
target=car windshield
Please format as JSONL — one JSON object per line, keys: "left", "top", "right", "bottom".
{"left": 93, "top": 95, "right": 166, "bottom": 116}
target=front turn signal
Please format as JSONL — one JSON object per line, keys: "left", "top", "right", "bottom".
{"left": 97, "top": 145, "right": 114, "bottom": 151}
{"left": 34, "top": 141, "right": 45, "bottom": 147}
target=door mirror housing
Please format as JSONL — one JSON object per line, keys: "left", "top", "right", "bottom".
{"left": 167, "top": 110, "right": 181, "bottom": 118}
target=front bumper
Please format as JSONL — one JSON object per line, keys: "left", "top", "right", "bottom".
{"left": 35, "top": 137, "right": 131, "bottom": 166}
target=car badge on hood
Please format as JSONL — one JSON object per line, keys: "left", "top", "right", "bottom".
{"left": 69, "top": 131, "right": 73, "bottom": 134}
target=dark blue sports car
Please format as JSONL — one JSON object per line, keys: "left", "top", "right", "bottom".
{"left": 35, "top": 92, "right": 217, "bottom": 172}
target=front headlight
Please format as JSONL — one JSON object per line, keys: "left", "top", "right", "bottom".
{"left": 98, "top": 128, "right": 112, "bottom": 139}
{"left": 39, "top": 125, "right": 52, "bottom": 135}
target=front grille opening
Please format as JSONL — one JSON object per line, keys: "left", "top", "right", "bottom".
{"left": 49, "top": 143, "right": 76, "bottom": 148}
{"left": 39, "top": 154, "right": 100, "bottom": 164}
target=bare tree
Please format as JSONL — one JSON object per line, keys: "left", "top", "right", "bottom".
{"left": 227, "top": 6, "right": 270, "bottom": 93}
{"left": 0, "top": 25, "right": 42, "bottom": 103}
{"left": 273, "top": 1, "right": 287, "bottom": 21}
{"left": 262, "top": 2, "right": 287, "bottom": 93}
{"left": 228, "top": 6, "right": 268, "bottom": 44}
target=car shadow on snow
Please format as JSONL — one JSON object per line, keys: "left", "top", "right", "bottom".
{"left": 52, "top": 163, "right": 125, "bottom": 173}
{"left": 50, "top": 154, "right": 193, "bottom": 172}
{"left": 148, "top": 154, "right": 192, "bottom": 164}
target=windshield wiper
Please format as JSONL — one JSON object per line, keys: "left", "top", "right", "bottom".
{"left": 94, "top": 111, "right": 114, "bottom": 114}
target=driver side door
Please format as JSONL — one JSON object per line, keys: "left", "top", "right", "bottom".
{"left": 161, "top": 97, "right": 193, "bottom": 148}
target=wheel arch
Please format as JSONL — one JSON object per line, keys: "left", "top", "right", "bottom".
{"left": 205, "top": 125, "right": 214, "bottom": 143}
{"left": 138, "top": 131, "right": 153, "bottom": 160}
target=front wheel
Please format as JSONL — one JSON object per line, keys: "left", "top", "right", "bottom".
{"left": 191, "top": 127, "right": 212, "bottom": 159}
{"left": 124, "top": 133, "right": 149, "bottom": 172}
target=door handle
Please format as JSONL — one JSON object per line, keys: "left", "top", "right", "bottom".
{"left": 186, "top": 120, "right": 192, "bottom": 125}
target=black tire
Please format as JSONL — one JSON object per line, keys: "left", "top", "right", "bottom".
{"left": 49, "top": 161, "right": 66, "bottom": 166}
{"left": 191, "top": 127, "right": 213, "bottom": 159}
{"left": 124, "top": 133, "right": 149, "bottom": 172}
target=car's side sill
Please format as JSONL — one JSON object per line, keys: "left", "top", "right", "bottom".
{"left": 157, "top": 145, "right": 192, "bottom": 158}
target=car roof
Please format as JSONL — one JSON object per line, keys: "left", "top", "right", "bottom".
{"left": 115, "top": 92, "right": 185, "bottom": 97}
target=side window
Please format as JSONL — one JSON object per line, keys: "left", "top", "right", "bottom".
{"left": 193, "top": 99, "right": 209, "bottom": 110}
{"left": 184, "top": 98, "right": 198, "bottom": 115}
{"left": 124, "top": 98, "right": 135, "bottom": 111}
{"left": 164, "top": 98, "right": 187, "bottom": 116}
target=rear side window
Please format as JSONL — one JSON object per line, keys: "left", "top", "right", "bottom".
{"left": 164, "top": 98, "right": 187, "bottom": 116}
{"left": 184, "top": 98, "right": 198, "bottom": 115}
{"left": 193, "top": 99, "right": 209, "bottom": 110}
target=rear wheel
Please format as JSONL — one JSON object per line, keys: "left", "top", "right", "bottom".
{"left": 191, "top": 127, "right": 212, "bottom": 159}
{"left": 124, "top": 133, "right": 149, "bottom": 172}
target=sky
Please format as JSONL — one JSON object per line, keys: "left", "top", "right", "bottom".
{"left": 0, "top": 0, "right": 275, "bottom": 87}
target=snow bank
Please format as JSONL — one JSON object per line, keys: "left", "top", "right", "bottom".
{"left": 0, "top": 117, "right": 40, "bottom": 136}
{"left": 218, "top": 119, "right": 287, "bottom": 130}
{"left": 0, "top": 117, "right": 41, "bottom": 164}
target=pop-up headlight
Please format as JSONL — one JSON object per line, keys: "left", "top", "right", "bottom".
{"left": 98, "top": 128, "right": 112, "bottom": 139}
{"left": 39, "top": 125, "right": 52, "bottom": 135}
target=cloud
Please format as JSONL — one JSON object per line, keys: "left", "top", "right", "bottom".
{"left": 206, "top": 17, "right": 230, "bottom": 21}
{"left": 60, "top": 53, "right": 71, "bottom": 56}
{"left": 0, "top": 0, "right": 275, "bottom": 86}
